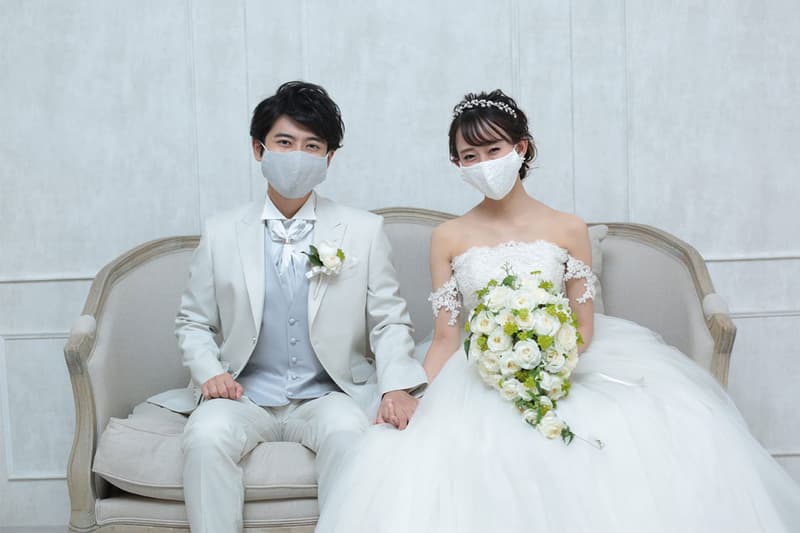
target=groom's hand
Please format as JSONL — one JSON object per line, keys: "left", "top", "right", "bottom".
{"left": 375, "top": 390, "right": 419, "bottom": 430}
{"left": 202, "top": 373, "right": 244, "bottom": 400}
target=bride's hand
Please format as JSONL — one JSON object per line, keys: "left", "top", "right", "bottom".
{"left": 375, "top": 390, "right": 419, "bottom": 430}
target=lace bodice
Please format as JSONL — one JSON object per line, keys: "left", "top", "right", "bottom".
{"left": 429, "top": 240, "right": 596, "bottom": 325}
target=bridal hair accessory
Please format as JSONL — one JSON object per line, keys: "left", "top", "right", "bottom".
{"left": 463, "top": 265, "right": 603, "bottom": 449}
{"left": 453, "top": 99, "right": 518, "bottom": 119}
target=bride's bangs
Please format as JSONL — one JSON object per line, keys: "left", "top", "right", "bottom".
{"left": 460, "top": 115, "right": 513, "bottom": 147}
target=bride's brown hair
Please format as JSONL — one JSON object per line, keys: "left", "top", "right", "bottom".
{"left": 448, "top": 89, "right": 537, "bottom": 179}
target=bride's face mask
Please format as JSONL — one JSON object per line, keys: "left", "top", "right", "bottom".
{"left": 457, "top": 145, "right": 524, "bottom": 200}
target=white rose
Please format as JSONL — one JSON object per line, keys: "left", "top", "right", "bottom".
{"left": 467, "top": 335, "right": 484, "bottom": 359}
{"left": 538, "top": 395, "right": 553, "bottom": 409}
{"left": 500, "top": 378, "right": 523, "bottom": 401}
{"left": 516, "top": 382, "right": 534, "bottom": 401}
{"left": 564, "top": 349, "right": 579, "bottom": 373}
{"left": 494, "top": 309, "right": 516, "bottom": 327}
{"left": 522, "top": 409, "right": 539, "bottom": 425}
{"left": 509, "top": 290, "right": 535, "bottom": 310}
{"left": 316, "top": 242, "right": 343, "bottom": 273}
{"left": 487, "top": 326, "right": 513, "bottom": 352}
{"left": 544, "top": 351, "right": 567, "bottom": 373}
{"left": 537, "top": 411, "right": 567, "bottom": 439}
{"left": 470, "top": 311, "right": 495, "bottom": 335}
{"left": 538, "top": 372, "right": 566, "bottom": 399}
{"left": 498, "top": 351, "right": 520, "bottom": 377}
{"left": 555, "top": 323, "right": 578, "bottom": 352}
{"left": 515, "top": 311, "right": 535, "bottom": 331}
{"left": 479, "top": 352, "right": 500, "bottom": 373}
{"left": 486, "top": 286, "right": 513, "bottom": 311}
{"left": 512, "top": 340, "right": 542, "bottom": 369}
{"left": 528, "top": 287, "right": 555, "bottom": 306}
{"left": 478, "top": 364, "right": 500, "bottom": 388}
{"left": 531, "top": 309, "right": 561, "bottom": 337}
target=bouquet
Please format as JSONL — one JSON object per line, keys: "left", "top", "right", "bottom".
{"left": 464, "top": 268, "right": 582, "bottom": 444}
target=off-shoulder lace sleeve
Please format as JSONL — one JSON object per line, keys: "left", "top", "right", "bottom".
{"left": 428, "top": 276, "right": 461, "bottom": 326}
{"left": 564, "top": 255, "right": 597, "bottom": 304}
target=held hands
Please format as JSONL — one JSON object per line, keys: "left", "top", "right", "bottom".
{"left": 375, "top": 390, "right": 419, "bottom": 430}
{"left": 201, "top": 373, "right": 244, "bottom": 400}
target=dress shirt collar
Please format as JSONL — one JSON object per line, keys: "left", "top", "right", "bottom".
{"left": 261, "top": 191, "right": 317, "bottom": 222}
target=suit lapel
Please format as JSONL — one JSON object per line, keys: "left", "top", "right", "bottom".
{"left": 236, "top": 202, "right": 266, "bottom": 330}
{"left": 308, "top": 195, "right": 346, "bottom": 326}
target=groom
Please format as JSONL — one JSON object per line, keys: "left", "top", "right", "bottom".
{"left": 149, "top": 81, "right": 427, "bottom": 532}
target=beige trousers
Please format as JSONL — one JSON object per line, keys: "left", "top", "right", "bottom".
{"left": 181, "top": 392, "right": 368, "bottom": 532}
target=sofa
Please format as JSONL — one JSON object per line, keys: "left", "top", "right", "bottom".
{"left": 63, "top": 207, "right": 736, "bottom": 532}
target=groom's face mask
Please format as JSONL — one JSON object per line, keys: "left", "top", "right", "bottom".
{"left": 257, "top": 116, "right": 333, "bottom": 199}
{"left": 260, "top": 143, "right": 328, "bottom": 199}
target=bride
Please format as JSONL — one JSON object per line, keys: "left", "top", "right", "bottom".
{"left": 315, "top": 90, "right": 800, "bottom": 532}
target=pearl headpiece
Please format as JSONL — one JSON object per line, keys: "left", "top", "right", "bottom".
{"left": 453, "top": 98, "right": 518, "bottom": 119}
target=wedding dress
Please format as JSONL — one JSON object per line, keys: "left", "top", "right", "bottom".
{"left": 316, "top": 241, "right": 800, "bottom": 533}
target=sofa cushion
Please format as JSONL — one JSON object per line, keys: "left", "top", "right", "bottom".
{"left": 95, "top": 494, "right": 318, "bottom": 529}
{"left": 588, "top": 224, "right": 608, "bottom": 314}
{"left": 93, "top": 402, "right": 318, "bottom": 501}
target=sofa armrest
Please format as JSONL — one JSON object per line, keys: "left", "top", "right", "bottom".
{"left": 64, "top": 314, "right": 99, "bottom": 531}
{"left": 600, "top": 223, "right": 735, "bottom": 387}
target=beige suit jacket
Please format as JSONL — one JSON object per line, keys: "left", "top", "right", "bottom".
{"left": 148, "top": 194, "right": 427, "bottom": 414}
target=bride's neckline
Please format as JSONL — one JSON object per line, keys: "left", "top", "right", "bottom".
{"left": 451, "top": 239, "right": 568, "bottom": 266}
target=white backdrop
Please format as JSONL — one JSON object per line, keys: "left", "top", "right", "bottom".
{"left": 1, "top": 0, "right": 799, "bottom": 527}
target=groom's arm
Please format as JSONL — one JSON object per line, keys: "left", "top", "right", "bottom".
{"left": 175, "top": 222, "right": 229, "bottom": 389}
{"left": 365, "top": 218, "right": 429, "bottom": 400}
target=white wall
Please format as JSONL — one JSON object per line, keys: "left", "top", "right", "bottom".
{"left": 1, "top": 0, "right": 798, "bottom": 527}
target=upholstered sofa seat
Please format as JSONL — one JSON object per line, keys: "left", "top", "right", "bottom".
{"left": 65, "top": 209, "right": 735, "bottom": 532}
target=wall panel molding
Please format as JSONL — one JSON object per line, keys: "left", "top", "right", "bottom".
{"left": 1, "top": 333, "right": 70, "bottom": 481}
{"left": 509, "top": 0, "right": 521, "bottom": 99}
{"left": 0, "top": 275, "right": 94, "bottom": 284}
{"left": 705, "top": 253, "right": 800, "bottom": 263}
{"left": 731, "top": 310, "right": 800, "bottom": 320}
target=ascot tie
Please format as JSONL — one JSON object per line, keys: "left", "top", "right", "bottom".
{"left": 266, "top": 218, "right": 314, "bottom": 301}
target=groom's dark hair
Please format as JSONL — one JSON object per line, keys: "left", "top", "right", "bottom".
{"left": 250, "top": 81, "right": 345, "bottom": 155}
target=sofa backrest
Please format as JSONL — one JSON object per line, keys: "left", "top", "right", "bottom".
{"left": 86, "top": 238, "right": 197, "bottom": 433}
{"left": 82, "top": 212, "right": 722, "bottom": 432}
{"left": 600, "top": 229, "right": 715, "bottom": 369}
{"left": 378, "top": 208, "right": 449, "bottom": 343}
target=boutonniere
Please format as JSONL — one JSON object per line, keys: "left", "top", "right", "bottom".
{"left": 303, "top": 242, "right": 346, "bottom": 279}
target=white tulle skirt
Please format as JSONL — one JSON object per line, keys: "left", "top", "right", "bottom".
{"left": 315, "top": 315, "right": 800, "bottom": 533}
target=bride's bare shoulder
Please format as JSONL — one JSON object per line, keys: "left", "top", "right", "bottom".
{"left": 540, "top": 207, "right": 589, "bottom": 250}
{"left": 430, "top": 215, "right": 476, "bottom": 259}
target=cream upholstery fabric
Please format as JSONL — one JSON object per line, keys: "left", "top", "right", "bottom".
{"left": 587, "top": 224, "right": 608, "bottom": 313}
{"left": 93, "top": 403, "right": 317, "bottom": 501}
{"left": 95, "top": 494, "right": 317, "bottom": 529}
{"left": 70, "top": 213, "right": 730, "bottom": 532}
{"left": 600, "top": 236, "right": 714, "bottom": 368}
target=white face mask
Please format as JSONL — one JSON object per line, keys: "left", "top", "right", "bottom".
{"left": 458, "top": 147, "right": 524, "bottom": 200}
{"left": 260, "top": 145, "right": 328, "bottom": 199}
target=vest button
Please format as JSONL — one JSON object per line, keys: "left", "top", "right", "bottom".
{"left": 290, "top": 337, "right": 298, "bottom": 345}
{"left": 288, "top": 317, "right": 297, "bottom": 325}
